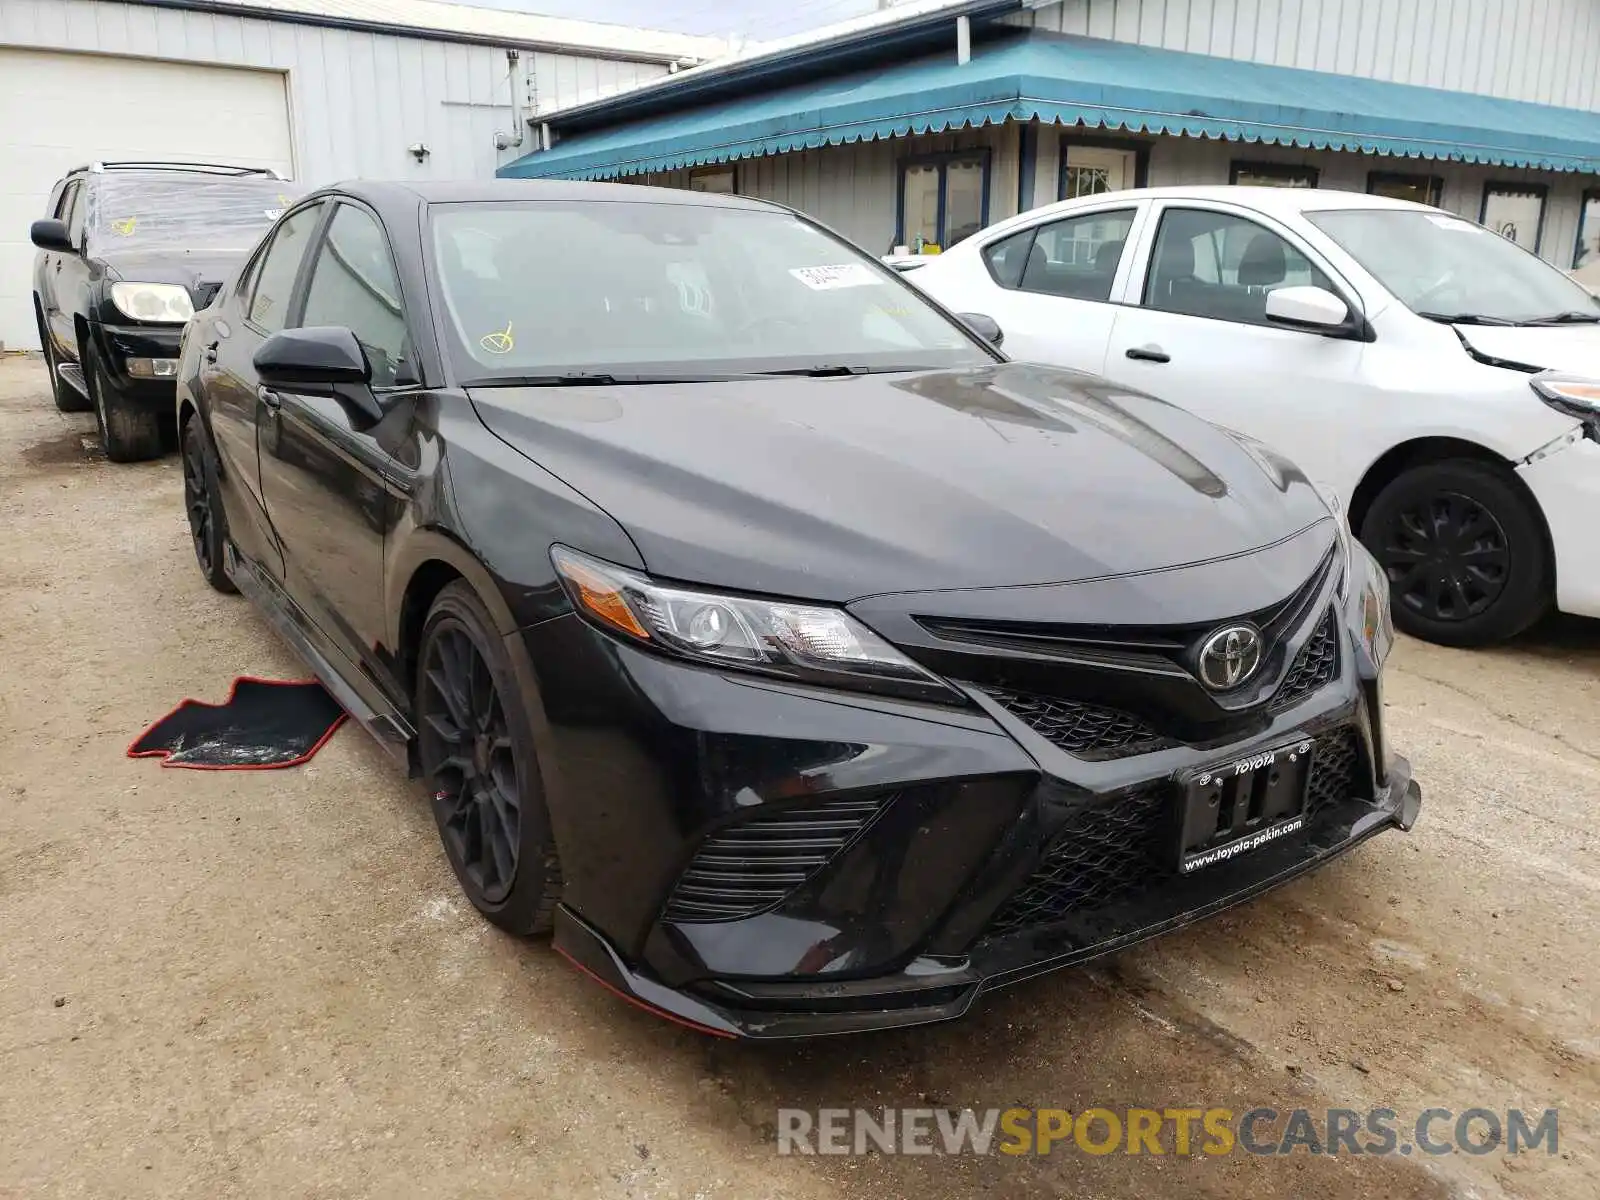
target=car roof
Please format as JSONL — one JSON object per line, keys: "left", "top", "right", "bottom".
{"left": 320, "top": 177, "right": 783, "bottom": 214}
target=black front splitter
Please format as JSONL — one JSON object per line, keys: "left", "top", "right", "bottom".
{"left": 551, "top": 762, "right": 1422, "bottom": 1041}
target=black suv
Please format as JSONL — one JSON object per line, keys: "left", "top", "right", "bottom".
{"left": 31, "top": 162, "right": 298, "bottom": 461}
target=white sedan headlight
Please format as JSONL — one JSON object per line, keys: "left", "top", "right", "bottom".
{"left": 110, "top": 282, "right": 195, "bottom": 324}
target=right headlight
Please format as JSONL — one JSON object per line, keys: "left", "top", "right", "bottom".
{"left": 1531, "top": 373, "right": 1600, "bottom": 440}
{"left": 550, "top": 546, "right": 960, "bottom": 703}
{"left": 110, "top": 281, "right": 195, "bottom": 324}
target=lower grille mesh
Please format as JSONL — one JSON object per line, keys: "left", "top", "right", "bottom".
{"left": 664, "top": 794, "right": 894, "bottom": 923}
{"left": 984, "top": 727, "right": 1365, "bottom": 939}
{"left": 978, "top": 686, "right": 1168, "bottom": 759}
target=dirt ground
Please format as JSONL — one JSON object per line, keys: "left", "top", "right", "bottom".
{"left": 1, "top": 354, "right": 1595, "bottom": 1200}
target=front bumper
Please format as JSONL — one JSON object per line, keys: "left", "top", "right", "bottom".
{"left": 1518, "top": 434, "right": 1600, "bottom": 619}
{"left": 93, "top": 322, "right": 183, "bottom": 409}
{"left": 524, "top": 602, "right": 1420, "bottom": 1040}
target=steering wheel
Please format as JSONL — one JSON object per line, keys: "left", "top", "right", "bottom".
{"left": 1410, "top": 270, "right": 1461, "bottom": 309}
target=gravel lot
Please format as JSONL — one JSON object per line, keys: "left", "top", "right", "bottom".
{"left": 1, "top": 354, "right": 1596, "bottom": 1200}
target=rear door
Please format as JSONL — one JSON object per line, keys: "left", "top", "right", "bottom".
{"left": 257, "top": 199, "right": 418, "bottom": 676}
{"left": 1102, "top": 201, "right": 1367, "bottom": 485}
{"left": 208, "top": 199, "right": 328, "bottom": 577}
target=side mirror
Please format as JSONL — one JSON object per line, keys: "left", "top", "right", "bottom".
{"left": 1264, "top": 286, "right": 1350, "bottom": 332}
{"left": 30, "top": 218, "right": 73, "bottom": 253}
{"left": 958, "top": 312, "right": 1005, "bottom": 348}
{"left": 255, "top": 326, "right": 386, "bottom": 425}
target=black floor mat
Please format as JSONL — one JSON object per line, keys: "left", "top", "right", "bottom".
{"left": 128, "top": 677, "right": 347, "bottom": 770}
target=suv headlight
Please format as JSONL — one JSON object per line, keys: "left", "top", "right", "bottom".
{"left": 110, "top": 282, "right": 195, "bottom": 324}
{"left": 551, "top": 546, "right": 960, "bottom": 703}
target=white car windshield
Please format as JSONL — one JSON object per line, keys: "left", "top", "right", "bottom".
{"left": 1307, "top": 208, "right": 1600, "bottom": 326}
{"left": 429, "top": 200, "right": 992, "bottom": 381}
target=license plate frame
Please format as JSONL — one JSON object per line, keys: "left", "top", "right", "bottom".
{"left": 1175, "top": 736, "right": 1315, "bottom": 875}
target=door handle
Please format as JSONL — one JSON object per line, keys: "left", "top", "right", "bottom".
{"left": 258, "top": 388, "right": 282, "bottom": 412}
{"left": 1125, "top": 344, "right": 1170, "bottom": 364}
{"left": 53, "top": 259, "right": 62, "bottom": 274}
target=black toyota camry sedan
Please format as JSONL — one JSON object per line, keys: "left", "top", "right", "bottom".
{"left": 176, "top": 179, "right": 1420, "bottom": 1039}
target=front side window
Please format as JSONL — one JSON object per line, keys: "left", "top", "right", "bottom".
{"left": 60, "top": 182, "right": 85, "bottom": 247}
{"left": 86, "top": 175, "right": 299, "bottom": 255}
{"left": 429, "top": 201, "right": 992, "bottom": 380}
{"left": 899, "top": 154, "right": 988, "bottom": 250}
{"left": 248, "top": 203, "right": 324, "bottom": 333}
{"left": 1480, "top": 183, "right": 1546, "bottom": 252}
{"left": 300, "top": 204, "right": 409, "bottom": 388}
{"left": 1230, "top": 162, "right": 1319, "bottom": 189}
{"left": 1144, "top": 208, "right": 1332, "bottom": 326}
{"left": 984, "top": 209, "right": 1136, "bottom": 302}
{"left": 1368, "top": 172, "right": 1442, "bottom": 207}
{"left": 1307, "top": 207, "right": 1597, "bottom": 323}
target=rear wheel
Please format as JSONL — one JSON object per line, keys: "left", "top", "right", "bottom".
{"left": 1359, "top": 459, "right": 1549, "bottom": 646}
{"left": 35, "top": 301, "right": 88, "bottom": 413}
{"left": 417, "top": 582, "right": 563, "bottom": 934}
{"left": 181, "top": 416, "right": 236, "bottom": 594}
{"left": 85, "top": 340, "right": 163, "bottom": 462}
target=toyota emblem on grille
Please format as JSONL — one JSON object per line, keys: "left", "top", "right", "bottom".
{"left": 1197, "top": 624, "right": 1263, "bottom": 691}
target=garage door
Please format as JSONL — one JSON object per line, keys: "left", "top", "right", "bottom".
{"left": 0, "top": 49, "right": 293, "bottom": 352}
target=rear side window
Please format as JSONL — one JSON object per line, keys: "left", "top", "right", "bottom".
{"left": 1143, "top": 208, "right": 1332, "bottom": 326}
{"left": 299, "top": 204, "right": 409, "bottom": 388}
{"left": 248, "top": 203, "right": 323, "bottom": 333}
{"left": 985, "top": 209, "right": 1135, "bottom": 302}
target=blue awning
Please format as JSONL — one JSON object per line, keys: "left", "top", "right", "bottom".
{"left": 500, "top": 31, "right": 1600, "bottom": 179}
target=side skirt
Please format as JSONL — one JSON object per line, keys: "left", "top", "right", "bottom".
{"left": 224, "top": 542, "right": 417, "bottom": 773}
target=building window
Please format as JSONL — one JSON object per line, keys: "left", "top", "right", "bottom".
{"left": 1059, "top": 142, "right": 1143, "bottom": 200}
{"left": 1574, "top": 190, "right": 1600, "bottom": 269}
{"left": 898, "top": 152, "right": 989, "bottom": 251}
{"left": 1368, "top": 172, "right": 1442, "bottom": 207}
{"left": 688, "top": 167, "right": 735, "bottom": 194}
{"left": 1480, "top": 182, "right": 1547, "bottom": 252}
{"left": 1229, "top": 161, "right": 1319, "bottom": 188}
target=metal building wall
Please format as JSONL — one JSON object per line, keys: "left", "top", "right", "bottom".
{"left": 0, "top": 0, "right": 672, "bottom": 183}
{"left": 1013, "top": 0, "right": 1600, "bottom": 110}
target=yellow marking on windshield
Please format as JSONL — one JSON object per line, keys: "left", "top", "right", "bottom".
{"left": 111, "top": 217, "right": 137, "bottom": 236}
{"left": 479, "top": 322, "right": 514, "bottom": 355}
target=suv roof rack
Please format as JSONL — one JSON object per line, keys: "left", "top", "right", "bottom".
{"left": 75, "top": 161, "right": 288, "bottom": 181}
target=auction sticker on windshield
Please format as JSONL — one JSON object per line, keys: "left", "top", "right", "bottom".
{"left": 790, "top": 264, "right": 884, "bottom": 290}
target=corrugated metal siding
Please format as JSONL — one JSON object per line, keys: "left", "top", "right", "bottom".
{"left": 0, "top": 0, "right": 670, "bottom": 182}
{"left": 1016, "top": 0, "right": 1600, "bottom": 111}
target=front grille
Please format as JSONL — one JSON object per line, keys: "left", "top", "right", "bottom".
{"left": 663, "top": 794, "right": 894, "bottom": 923}
{"left": 1271, "top": 609, "right": 1339, "bottom": 710}
{"left": 984, "top": 727, "right": 1367, "bottom": 939}
{"left": 978, "top": 686, "right": 1169, "bottom": 759}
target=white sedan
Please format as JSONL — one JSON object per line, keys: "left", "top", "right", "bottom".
{"left": 909, "top": 186, "right": 1600, "bottom": 646}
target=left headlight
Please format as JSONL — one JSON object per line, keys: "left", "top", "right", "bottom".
{"left": 551, "top": 546, "right": 961, "bottom": 703}
{"left": 110, "top": 282, "right": 195, "bottom": 324}
{"left": 1312, "top": 481, "right": 1393, "bottom": 668}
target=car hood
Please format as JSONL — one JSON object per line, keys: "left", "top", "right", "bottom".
{"left": 1454, "top": 323, "right": 1600, "bottom": 374}
{"left": 468, "top": 363, "right": 1332, "bottom": 603}
{"left": 96, "top": 248, "right": 249, "bottom": 307}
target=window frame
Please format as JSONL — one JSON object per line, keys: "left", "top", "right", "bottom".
{"left": 1366, "top": 171, "right": 1443, "bottom": 208}
{"left": 60, "top": 181, "right": 87, "bottom": 249}
{"left": 981, "top": 204, "right": 1140, "bottom": 303}
{"left": 1573, "top": 188, "right": 1600, "bottom": 269}
{"left": 1056, "top": 135, "right": 1149, "bottom": 202}
{"left": 1132, "top": 201, "right": 1362, "bottom": 334}
{"left": 242, "top": 199, "right": 331, "bottom": 337}
{"left": 294, "top": 198, "right": 416, "bottom": 390}
{"left": 1228, "top": 160, "right": 1320, "bottom": 189}
{"left": 895, "top": 148, "right": 992, "bottom": 250}
{"left": 1479, "top": 180, "right": 1549, "bottom": 253}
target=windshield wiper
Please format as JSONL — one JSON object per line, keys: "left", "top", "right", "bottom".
{"left": 1516, "top": 310, "right": 1600, "bottom": 326}
{"left": 462, "top": 371, "right": 768, "bottom": 387}
{"left": 756, "top": 364, "right": 932, "bottom": 377}
{"left": 1416, "top": 311, "right": 1518, "bottom": 326}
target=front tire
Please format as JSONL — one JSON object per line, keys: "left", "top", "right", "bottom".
{"left": 1359, "top": 459, "right": 1550, "bottom": 646}
{"left": 416, "top": 582, "right": 563, "bottom": 934}
{"left": 181, "top": 416, "right": 236, "bottom": 594}
{"left": 85, "top": 340, "right": 162, "bottom": 462}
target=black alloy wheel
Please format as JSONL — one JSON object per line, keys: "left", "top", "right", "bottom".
{"left": 181, "top": 417, "right": 236, "bottom": 593}
{"left": 1359, "top": 459, "right": 1549, "bottom": 646}
{"left": 417, "top": 582, "right": 562, "bottom": 933}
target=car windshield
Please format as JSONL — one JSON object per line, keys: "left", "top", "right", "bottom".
{"left": 87, "top": 174, "right": 298, "bottom": 254}
{"left": 1306, "top": 208, "right": 1600, "bottom": 324}
{"left": 428, "top": 200, "right": 992, "bottom": 381}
